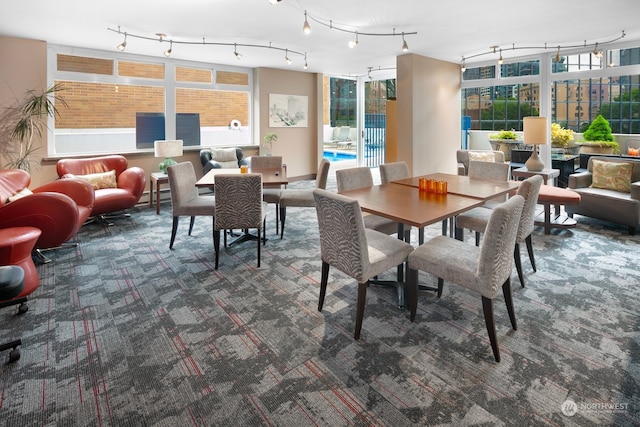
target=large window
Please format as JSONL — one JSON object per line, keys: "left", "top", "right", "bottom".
{"left": 49, "top": 46, "right": 252, "bottom": 156}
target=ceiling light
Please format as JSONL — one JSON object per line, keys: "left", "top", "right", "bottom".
{"left": 303, "top": 11, "right": 311, "bottom": 35}
{"left": 285, "top": 49, "right": 291, "bottom": 65}
{"left": 401, "top": 34, "right": 408, "bottom": 52}
{"left": 234, "top": 43, "right": 242, "bottom": 60}
{"left": 304, "top": 53, "right": 308, "bottom": 69}
{"left": 349, "top": 32, "right": 359, "bottom": 49}
{"left": 164, "top": 41, "right": 172, "bottom": 57}
{"left": 498, "top": 49, "right": 503, "bottom": 65}
{"left": 555, "top": 46, "right": 561, "bottom": 63}
{"left": 461, "top": 58, "right": 466, "bottom": 73}
{"left": 117, "top": 33, "right": 127, "bottom": 51}
{"left": 593, "top": 42, "right": 603, "bottom": 58}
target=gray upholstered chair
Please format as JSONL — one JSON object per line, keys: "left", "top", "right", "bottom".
{"left": 456, "top": 150, "right": 506, "bottom": 176}
{"left": 213, "top": 174, "right": 267, "bottom": 269}
{"left": 313, "top": 188, "right": 414, "bottom": 340}
{"left": 278, "top": 159, "right": 330, "bottom": 239}
{"left": 336, "top": 167, "right": 399, "bottom": 237}
{"left": 249, "top": 156, "right": 284, "bottom": 235}
{"left": 407, "top": 195, "right": 525, "bottom": 362}
{"left": 455, "top": 175, "right": 543, "bottom": 287}
{"left": 379, "top": 161, "right": 410, "bottom": 184}
{"left": 468, "top": 160, "right": 511, "bottom": 206}
{"left": 166, "top": 162, "right": 215, "bottom": 249}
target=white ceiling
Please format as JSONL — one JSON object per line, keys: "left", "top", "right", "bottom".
{"left": 1, "top": 0, "right": 639, "bottom": 77}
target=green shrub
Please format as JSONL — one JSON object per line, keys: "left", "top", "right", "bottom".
{"left": 583, "top": 115, "right": 614, "bottom": 142}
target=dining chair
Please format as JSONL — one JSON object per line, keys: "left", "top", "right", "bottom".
{"left": 213, "top": 174, "right": 267, "bottom": 269}
{"left": 166, "top": 162, "right": 215, "bottom": 249}
{"left": 468, "top": 160, "right": 511, "bottom": 206}
{"left": 250, "top": 156, "right": 284, "bottom": 235}
{"left": 278, "top": 159, "right": 330, "bottom": 239}
{"left": 336, "top": 167, "right": 400, "bottom": 237}
{"left": 455, "top": 175, "right": 543, "bottom": 287}
{"left": 379, "top": 161, "right": 410, "bottom": 184}
{"left": 313, "top": 189, "right": 414, "bottom": 340}
{"left": 407, "top": 195, "right": 525, "bottom": 362}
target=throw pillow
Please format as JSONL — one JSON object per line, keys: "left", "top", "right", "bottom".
{"left": 628, "top": 147, "right": 639, "bottom": 156}
{"left": 590, "top": 159, "right": 633, "bottom": 193}
{"left": 212, "top": 148, "right": 238, "bottom": 163}
{"left": 468, "top": 151, "right": 495, "bottom": 162}
{"left": 76, "top": 170, "right": 118, "bottom": 190}
{"left": 6, "top": 187, "right": 33, "bottom": 203}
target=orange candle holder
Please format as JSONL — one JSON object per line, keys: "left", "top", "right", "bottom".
{"left": 436, "top": 180, "right": 448, "bottom": 194}
{"left": 426, "top": 179, "right": 436, "bottom": 193}
{"left": 418, "top": 177, "right": 427, "bottom": 190}
{"left": 240, "top": 165, "right": 248, "bottom": 173}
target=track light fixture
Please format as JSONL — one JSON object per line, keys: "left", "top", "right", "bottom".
{"left": 462, "top": 31, "right": 625, "bottom": 68}
{"left": 461, "top": 58, "right": 466, "bottom": 73}
{"left": 164, "top": 41, "right": 173, "bottom": 57}
{"left": 302, "top": 11, "right": 311, "bottom": 34}
{"left": 304, "top": 53, "right": 308, "bottom": 69}
{"left": 269, "top": 0, "right": 282, "bottom": 4}
{"left": 301, "top": 11, "right": 416, "bottom": 53}
{"left": 117, "top": 33, "right": 127, "bottom": 51}
{"left": 284, "top": 49, "right": 292, "bottom": 65}
{"left": 108, "top": 27, "right": 308, "bottom": 69}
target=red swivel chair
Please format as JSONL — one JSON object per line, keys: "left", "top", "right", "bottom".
{"left": 0, "top": 265, "right": 25, "bottom": 363}
{"left": 57, "top": 155, "right": 146, "bottom": 225}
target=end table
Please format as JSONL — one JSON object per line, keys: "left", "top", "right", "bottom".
{"left": 149, "top": 172, "right": 169, "bottom": 215}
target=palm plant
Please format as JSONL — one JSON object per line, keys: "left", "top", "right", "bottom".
{"left": 0, "top": 83, "right": 66, "bottom": 171}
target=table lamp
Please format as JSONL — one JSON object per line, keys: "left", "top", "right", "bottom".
{"left": 523, "top": 116, "right": 548, "bottom": 172}
{"left": 154, "top": 140, "right": 183, "bottom": 173}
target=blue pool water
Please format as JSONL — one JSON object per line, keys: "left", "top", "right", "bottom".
{"left": 323, "top": 151, "right": 356, "bottom": 162}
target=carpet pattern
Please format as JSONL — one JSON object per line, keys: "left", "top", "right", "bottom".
{"left": 0, "top": 173, "right": 639, "bottom": 426}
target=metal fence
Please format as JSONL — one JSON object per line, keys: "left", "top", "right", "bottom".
{"left": 364, "top": 113, "right": 386, "bottom": 167}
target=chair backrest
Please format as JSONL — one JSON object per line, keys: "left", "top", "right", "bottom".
{"left": 456, "top": 150, "right": 505, "bottom": 175}
{"left": 313, "top": 188, "right": 368, "bottom": 281}
{"left": 315, "top": 159, "right": 331, "bottom": 189}
{"left": 336, "top": 167, "right": 373, "bottom": 192}
{"left": 251, "top": 156, "right": 282, "bottom": 169}
{"left": 379, "top": 161, "right": 410, "bottom": 184}
{"left": 468, "top": 160, "right": 510, "bottom": 181}
{"left": 515, "top": 175, "right": 543, "bottom": 241}
{"left": 477, "top": 195, "right": 525, "bottom": 298}
{"left": 167, "top": 162, "right": 199, "bottom": 213}
{"left": 57, "top": 155, "right": 129, "bottom": 178}
{"left": 214, "top": 174, "right": 263, "bottom": 230}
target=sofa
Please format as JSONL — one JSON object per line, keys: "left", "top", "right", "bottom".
{"left": 0, "top": 168, "right": 94, "bottom": 252}
{"left": 57, "top": 155, "right": 146, "bottom": 222}
{"left": 200, "top": 147, "right": 249, "bottom": 174}
{"left": 567, "top": 156, "right": 640, "bottom": 234}
{"left": 456, "top": 150, "right": 506, "bottom": 175}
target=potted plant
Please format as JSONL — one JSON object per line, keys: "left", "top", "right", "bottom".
{"left": 577, "top": 115, "right": 619, "bottom": 154}
{"left": 551, "top": 122, "right": 577, "bottom": 154}
{"left": 0, "top": 83, "right": 66, "bottom": 172}
{"left": 263, "top": 132, "right": 278, "bottom": 156}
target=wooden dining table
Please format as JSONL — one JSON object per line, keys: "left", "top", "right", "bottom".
{"left": 392, "top": 172, "right": 520, "bottom": 200}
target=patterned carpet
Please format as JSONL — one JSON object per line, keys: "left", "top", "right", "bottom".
{"left": 1, "top": 172, "right": 639, "bottom": 426}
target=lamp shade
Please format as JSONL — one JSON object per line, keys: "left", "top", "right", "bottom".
{"left": 523, "top": 117, "right": 548, "bottom": 145}
{"left": 154, "top": 140, "right": 184, "bottom": 158}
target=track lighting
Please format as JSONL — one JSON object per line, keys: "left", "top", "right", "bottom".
{"left": 302, "top": 11, "right": 311, "bottom": 34}
{"left": 593, "top": 42, "right": 603, "bottom": 58}
{"left": 284, "top": 49, "right": 291, "bottom": 65}
{"left": 498, "top": 49, "right": 503, "bottom": 65}
{"left": 348, "top": 32, "right": 359, "bottom": 49}
{"left": 117, "top": 33, "right": 127, "bottom": 51}
{"left": 304, "top": 53, "right": 308, "bottom": 69}
{"left": 234, "top": 43, "right": 242, "bottom": 60}
{"left": 461, "top": 58, "right": 466, "bottom": 73}
{"left": 555, "top": 46, "right": 561, "bottom": 62}
{"left": 401, "top": 33, "right": 408, "bottom": 52}
{"left": 164, "top": 41, "right": 173, "bottom": 57}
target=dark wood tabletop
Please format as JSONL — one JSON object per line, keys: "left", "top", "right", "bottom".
{"left": 195, "top": 167, "right": 288, "bottom": 187}
{"left": 392, "top": 172, "right": 520, "bottom": 200}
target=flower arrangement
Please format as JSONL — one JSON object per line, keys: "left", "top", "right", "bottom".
{"left": 551, "top": 123, "right": 574, "bottom": 147}
{"left": 262, "top": 132, "right": 278, "bottom": 155}
{"left": 489, "top": 129, "right": 518, "bottom": 140}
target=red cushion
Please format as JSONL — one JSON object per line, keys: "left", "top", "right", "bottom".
{"left": 538, "top": 185, "right": 581, "bottom": 204}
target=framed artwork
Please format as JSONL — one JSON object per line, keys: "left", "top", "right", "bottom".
{"left": 269, "top": 93, "right": 308, "bottom": 127}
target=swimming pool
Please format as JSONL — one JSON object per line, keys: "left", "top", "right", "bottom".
{"left": 323, "top": 151, "right": 356, "bottom": 162}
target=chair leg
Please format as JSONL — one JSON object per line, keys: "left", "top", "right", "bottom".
{"left": 188, "top": 216, "right": 195, "bottom": 236}
{"left": 279, "top": 206, "right": 286, "bottom": 239}
{"left": 407, "top": 268, "right": 418, "bottom": 322}
{"left": 274, "top": 204, "right": 279, "bottom": 235}
{"left": 474, "top": 231, "right": 480, "bottom": 247}
{"left": 437, "top": 278, "right": 444, "bottom": 298}
{"left": 503, "top": 278, "right": 518, "bottom": 331}
{"left": 481, "top": 296, "right": 500, "bottom": 362}
{"left": 169, "top": 216, "right": 179, "bottom": 249}
{"left": 257, "top": 230, "right": 261, "bottom": 268}
{"left": 514, "top": 243, "right": 525, "bottom": 287}
{"left": 0, "top": 339, "right": 21, "bottom": 364}
{"left": 214, "top": 229, "right": 221, "bottom": 269}
{"left": 454, "top": 226, "right": 463, "bottom": 241}
{"left": 525, "top": 235, "right": 536, "bottom": 272}
{"left": 318, "top": 262, "right": 330, "bottom": 311}
{"left": 354, "top": 281, "right": 368, "bottom": 340}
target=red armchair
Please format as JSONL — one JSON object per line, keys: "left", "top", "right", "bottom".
{"left": 0, "top": 169, "right": 94, "bottom": 261}
{"left": 57, "top": 155, "right": 146, "bottom": 225}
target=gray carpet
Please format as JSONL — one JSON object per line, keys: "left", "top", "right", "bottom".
{"left": 1, "top": 173, "right": 639, "bottom": 426}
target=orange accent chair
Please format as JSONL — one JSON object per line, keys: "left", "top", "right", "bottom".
{"left": 57, "top": 155, "right": 146, "bottom": 225}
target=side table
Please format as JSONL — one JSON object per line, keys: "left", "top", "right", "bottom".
{"left": 511, "top": 167, "right": 560, "bottom": 186}
{"left": 149, "top": 172, "right": 169, "bottom": 215}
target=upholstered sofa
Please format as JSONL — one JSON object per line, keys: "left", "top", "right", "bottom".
{"left": 57, "top": 155, "right": 146, "bottom": 221}
{"left": 0, "top": 168, "right": 94, "bottom": 251}
{"left": 199, "top": 147, "right": 249, "bottom": 174}
{"left": 456, "top": 150, "right": 506, "bottom": 175}
{"left": 567, "top": 156, "right": 640, "bottom": 234}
